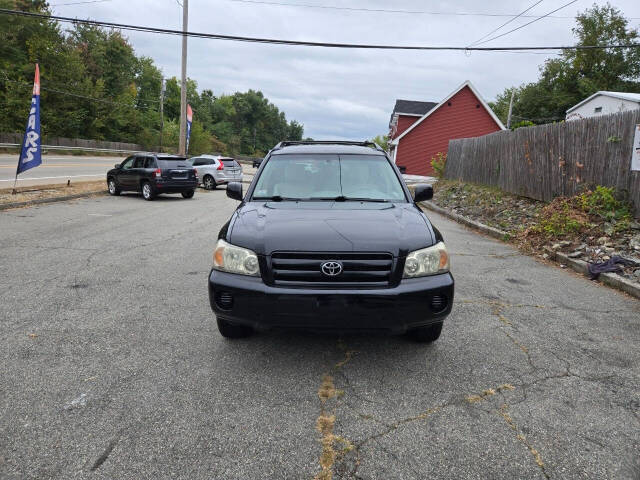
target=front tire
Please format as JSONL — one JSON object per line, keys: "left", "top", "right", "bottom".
{"left": 203, "top": 175, "right": 216, "bottom": 190}
{"left": 407, "top": 322, "right": 443, "bottom": 343}
{"left": 107, "top": 178, "right": 120, "bottom": 196}
{"left": 181, "top": 189, "right": 195, "bottom": 199}
{"left": 217, "top": 318, "right": 253, "bottom": 338}
{"left": 142, "top": 181, "right": 155, "bottom": 201}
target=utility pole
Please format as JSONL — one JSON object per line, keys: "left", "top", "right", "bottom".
{"left": 506, "top": 89, "right": 515, "bottom": 130}
{"left": 159, "top": 77, "right": 165, "bottom": 152}
{"left": 178, "top": 0, "right": 188, "bottom": 155}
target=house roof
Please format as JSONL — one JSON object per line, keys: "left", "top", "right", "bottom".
{"left": 389, "top": 100, "right": 437, "bottom": 126}
{"left": 391, "top": 80, "right": 506, "bottom": 145}
{"left": 566, "top": 91, "right": 640, "bottom": 114}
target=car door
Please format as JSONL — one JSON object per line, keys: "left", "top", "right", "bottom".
{"left": 130, "top": 156, "right": 146, "bottom": 190}
{"left": 116, "top": 156, "right": 135, "bottom": 190}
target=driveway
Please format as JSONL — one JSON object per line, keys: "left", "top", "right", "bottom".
{"left": 0, "top": 192, "right": 638, "bottom": 479}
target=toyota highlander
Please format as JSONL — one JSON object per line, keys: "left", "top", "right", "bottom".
{"left": 208, "top": 141, "right": 454, "bottom": 342}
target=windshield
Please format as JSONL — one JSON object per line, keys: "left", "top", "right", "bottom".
{"left": 251, "top": 154, "right": 406, "bottom": 202}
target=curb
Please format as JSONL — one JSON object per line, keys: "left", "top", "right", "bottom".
{"left": 421, "top": 200, "right": 640, "bottom": 301}
{"left": 421, "top": 201, "right": 507, "bottom": 240}
{"left": 0, "top": 190, "right": 106, "bottom": 211}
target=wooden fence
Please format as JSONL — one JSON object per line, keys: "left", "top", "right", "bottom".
{"left": 445, "top": 109, "right": 640, "bottom": 215}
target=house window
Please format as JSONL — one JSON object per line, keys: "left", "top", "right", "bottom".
{"left": 594, "top": 106, "right": 602, "bottom": 113}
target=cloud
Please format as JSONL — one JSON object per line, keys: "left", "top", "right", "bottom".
{"left": 51, "top": 0, "right": 640, "bottom": 139}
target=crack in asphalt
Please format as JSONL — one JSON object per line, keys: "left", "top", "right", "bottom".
{"left": 335, "top": 383, "right": 523, "bottom": 479}
{"left": 313, "top": 342, "right": 358, "bottom": 480}
{"left": 499, "top": 404, "right": 550, "bottom": 479}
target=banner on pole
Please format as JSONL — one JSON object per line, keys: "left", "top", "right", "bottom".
{"left": 186, "top": 104, "right": 193, "bottom": 154}
{"left": 17, "top": 64, "right": 42, "bottom": 175}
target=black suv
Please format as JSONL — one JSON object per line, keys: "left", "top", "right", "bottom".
{"left": 208, "top": 141, "right": 454, "bottom": 342}
{"left": 107, "top": 153, "right": 198, "bottom": 201}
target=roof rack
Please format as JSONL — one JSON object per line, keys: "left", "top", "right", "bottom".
{"left": 274, "top": 140, "right": 384, "bottom": 151}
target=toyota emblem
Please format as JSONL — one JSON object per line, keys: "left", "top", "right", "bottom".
{"left": 321, "top": 261, "right": 343, "bottom": 276}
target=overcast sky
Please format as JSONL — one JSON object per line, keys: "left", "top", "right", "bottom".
{"left": 51, "top": 0, "right": 640, "bottom": 140}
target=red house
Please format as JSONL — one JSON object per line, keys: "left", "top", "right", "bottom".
{"left": 389, "top": 81, "right": 505, "bottom": 176}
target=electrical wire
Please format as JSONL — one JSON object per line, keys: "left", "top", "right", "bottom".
{"left": 473, "top": 0, "right": 579, "bottom": 46}
{"left": 468, "top": 0, "right": 546, "bottom": 47}
{"left": 1, "top": 8, "right": 638, "bottom": 52}
{"left": 49, "top": 0, "right": 112, "bottom": 6}
{"left": 226, "top": 0, "right": 640, "bottom": 20}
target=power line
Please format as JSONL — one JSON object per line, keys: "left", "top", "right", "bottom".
{"left": 1, "top": 8, "right": 639, "bottom": 52}
{"left": 474, "top": 0, "right": 579, "bottom": 46}
{"left": 468, "top": 0, "right": 546, "bottom": 47}
{"left": 50, "top": 0, "right": 112, "bottom": 6}
{"left": 227, "top": 0, "right": 640, "bottom": 20}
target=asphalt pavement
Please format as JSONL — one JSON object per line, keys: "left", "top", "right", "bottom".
{"left": 0, "top": 154, "right": 255, "bottom": 188}
{"left": 0, "top": 154, "right": 123, "bottom": 187}
{"left": 1, "top": 191, "right": 639, "bottom": 479}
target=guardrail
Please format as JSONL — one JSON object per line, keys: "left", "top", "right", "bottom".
{"left": 0, "top": 143, "right": 141, "bottom": 154}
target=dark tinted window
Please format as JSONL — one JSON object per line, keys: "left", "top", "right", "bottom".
{"left": 143, "top": 157, "right": 156, "bottom": 168}
{"left": 132, "top": 157, "right": 145, "bottom": 168}
{"left": 157, "top": 159, "right": 191, "bottom": 169}
{"left": 121, "top": 157, "right": 134, "bottom": 169}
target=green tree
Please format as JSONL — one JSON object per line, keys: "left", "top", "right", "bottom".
{"left": 371, "top": 134, "right": 389, "bottom": 151}
{"left": 491, "top": 3, "right": 640, "bottom": 125}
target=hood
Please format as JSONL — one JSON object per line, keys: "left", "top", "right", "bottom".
{"left": 227, "top": 201, "right": 434, "bottom": 257}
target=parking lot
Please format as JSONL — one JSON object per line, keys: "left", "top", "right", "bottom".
{"left": 1, "top": 189, "right": 639, "bottom": 479}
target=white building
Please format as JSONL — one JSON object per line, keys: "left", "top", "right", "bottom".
{"left": 566, "top": 91, "right": 640, "bottom": 121}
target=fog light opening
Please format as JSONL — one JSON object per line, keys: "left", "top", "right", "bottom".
{"left": 430, "top": 294, "right": 448, "bottom": 313}
{"left": 215, "top": 291, "right": 234, "bottom": 310}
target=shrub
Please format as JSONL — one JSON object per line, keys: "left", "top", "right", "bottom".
{"left": 531, "top": 199, "right": 590, "bottom": 238}
{"left": 431, "top": 152, "right": 447, "bottom": 178}
{"left": 578, "top": 186, "right": 631, "bottom": 222}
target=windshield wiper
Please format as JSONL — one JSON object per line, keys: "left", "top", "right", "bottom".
{"left": 253, "top": 195, "right": 302, "bottom": 202}
{"left": 311, "top": 196, "right": 389, "bottom": 203}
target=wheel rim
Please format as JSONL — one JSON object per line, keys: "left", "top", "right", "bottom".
{"left": 204, "top": 177, "right": 212, "bottom": 189}
{"left": 108, "top": 181, "right": 115, "bottom": 194}
{"left": 143, "top": 184, "right": 150, "bottom": 198}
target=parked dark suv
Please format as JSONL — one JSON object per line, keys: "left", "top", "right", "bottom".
{"left": 208, "top": 141, "right": 454, "bottom": 342}
{"left": 107, "top": 153, "right": 198, "bottom": 200}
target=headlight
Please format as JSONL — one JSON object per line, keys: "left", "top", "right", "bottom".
{"left": 403, "top": 242, "right": 449, "bottom": 278}
{"left": 213, "top": 239, "right": 260, "bottom": 276}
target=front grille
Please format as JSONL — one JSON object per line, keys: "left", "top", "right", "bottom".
{"left": 270, "top": 252, "right": 394, "bottom": 288}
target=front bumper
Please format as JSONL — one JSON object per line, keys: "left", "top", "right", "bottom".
{"left": 208, "top": 269, "right": 454, "bottom": 334}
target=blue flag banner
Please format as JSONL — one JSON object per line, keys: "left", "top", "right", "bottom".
{"left": 186, "top": 103, "right": 192, "bottom": 154}
{"left": 17, "top": 64, "right": 42, "bottom": 175}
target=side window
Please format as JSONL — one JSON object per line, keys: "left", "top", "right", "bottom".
{"left": 144, "top": 157, "right": 156, "bottom": 168}
{"left": 193, "top": 159, "right": 203, "bottom": 166}
{"left": 121, "top": 157, "right": 134, "bottom": 170}
{"left": 132, "top": 156, "right": 145, "bottom": 168}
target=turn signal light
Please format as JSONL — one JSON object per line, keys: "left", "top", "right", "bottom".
{"left": 154, "top": 168, "right": 162, "bottom": 178}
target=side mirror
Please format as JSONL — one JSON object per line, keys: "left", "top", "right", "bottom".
{"left": 413, "top": 184, "right": 433, "bottom": 203}
{"left": 114, "top": 163, "right": 121, "bottom": 169}
{"left": 226, "top": 182, "right": 243, "bottom": 201}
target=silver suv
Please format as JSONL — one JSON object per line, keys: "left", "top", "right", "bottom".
{"left": 188, "top": 155, "right": 243, "bottom": 190}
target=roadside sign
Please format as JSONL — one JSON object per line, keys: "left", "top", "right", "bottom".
{"left": 633, "top": 124, "right": 640, "bottom": 171}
